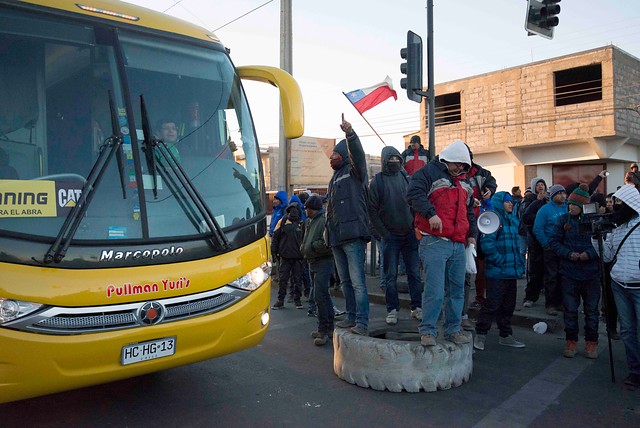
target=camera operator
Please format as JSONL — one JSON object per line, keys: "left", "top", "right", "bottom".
{"left": 592, "top": 184, "right": 640, "bottom": 388}
{"left": 549, "top": 184, "right": 600, "bottom": 359}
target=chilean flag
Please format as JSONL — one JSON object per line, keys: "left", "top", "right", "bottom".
{"left": 344, "top": 76, "right": 398, "bottom": 114}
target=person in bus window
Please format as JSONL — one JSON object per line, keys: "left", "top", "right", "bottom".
{"left": 156, "top": 118, "right": 181, "bottom": 163}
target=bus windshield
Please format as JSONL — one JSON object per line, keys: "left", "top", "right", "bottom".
{"left": 0, "top": 9, "right": 263, "bottom": 243}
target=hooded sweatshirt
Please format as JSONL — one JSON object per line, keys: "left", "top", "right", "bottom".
{"left": 367, "top": 146, "right": 413, "bottom": 239}
{"left": 593, "top": 184, "right": 640, "bottom": 287}
{"left": 406, "top": 139, "right": 477, "bottom": 243}
{"left": 479, "top": 192, "right": 525, "bottom": 279}
{"left": 270, "top": 190, "right": 288, "bottom": 236}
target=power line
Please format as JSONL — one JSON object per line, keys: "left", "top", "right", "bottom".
{"left": 162, "top": 0, "right": 184, "bottom": 13}
{"left": 213, "top": 0, "right": 275, "bottom": 32}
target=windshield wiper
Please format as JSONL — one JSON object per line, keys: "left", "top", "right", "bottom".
{"left": 44, "top": 91, "right": 125, "bottom": 263}
{"left": 139, "top": 95, "right": 229, "bottom": 250}
{"left": 109, "top": 91, "right": 127, "bottom": 199}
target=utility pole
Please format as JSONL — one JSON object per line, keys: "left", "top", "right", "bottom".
{"left": 279, "top": 0, "right": 292, "bottom": 194}
{"left": 426, "top": 0, "right": 435, "bottom": 159}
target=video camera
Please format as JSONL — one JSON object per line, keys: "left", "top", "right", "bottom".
{"left": 578, "top": 202, "right": 616, "bottom": 235}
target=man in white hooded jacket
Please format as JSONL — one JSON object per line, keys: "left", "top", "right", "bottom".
{"left": 592, "top": 184, "right": 640, "bottom": 387}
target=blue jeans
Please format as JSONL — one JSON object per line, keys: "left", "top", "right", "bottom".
{"left": 377, "top": 239, "right": 387, "bottom": 288}
{"left": 562, "top": 276, "right": 600, "bottom": 342}
{"left": 418, "top": 235, "right": 466, "bottom": 336}
{"left": 333, "top": 239, "right": 369, "bottom": 329}
{"left": 309, "top": 257, "right": 335, "bottom": 334}
{"left": 382, "top": 232, "right": 422, "bottom": 312}
{"left": 611, "top": 280, "right": 640, "bottom": 375}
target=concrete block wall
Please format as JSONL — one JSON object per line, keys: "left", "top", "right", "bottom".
{"left": 425, "top": 47, "right": 622, "bottom": 156}
{"left": 613, "top": 48, "right": 640, "bottom": 138}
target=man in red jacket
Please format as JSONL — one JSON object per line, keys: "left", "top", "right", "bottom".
{"left": 406, "top": 139, "right": 476, "bottom": 347}
{"left": 401, "top": 135, "right": 431, "bottom": 176}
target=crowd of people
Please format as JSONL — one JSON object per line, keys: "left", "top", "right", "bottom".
{"left": 268, "top": 116, "right": 640, "bottom": 389}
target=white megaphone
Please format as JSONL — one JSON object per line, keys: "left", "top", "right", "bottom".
{"left": 477, "top": 210, "right": 501, "bottom": 235}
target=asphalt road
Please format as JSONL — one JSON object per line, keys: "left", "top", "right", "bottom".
{"left": 2, "top": 286, "right": 639, "bottom": 427}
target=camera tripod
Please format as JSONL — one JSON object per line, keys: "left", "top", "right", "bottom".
{"left": 593, "top": 229, "right": 615, "bottom": 383}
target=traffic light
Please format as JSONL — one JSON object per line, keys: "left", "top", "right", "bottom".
{"left": 525, "top": 0, "right": 561, "bottom": 40}
{"left": 400, "top": 30, "right": 423, "bottom": 103}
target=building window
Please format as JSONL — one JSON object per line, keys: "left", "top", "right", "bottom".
{"left": 433, "top": 92, "right": 461, "bottom": 126}
{"left": 554, "top": 64, "right": 602, "bottom": 107}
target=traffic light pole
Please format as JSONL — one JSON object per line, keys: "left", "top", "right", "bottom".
{"left": 426, "top": 0, "right": 435, "bottom": 160}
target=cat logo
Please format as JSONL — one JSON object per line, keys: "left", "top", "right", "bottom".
{"left": 58, "top": 188, "right": 82, "bottom": 208}
{"left": 55, "top": 182, "right": 84, "bottom": 215}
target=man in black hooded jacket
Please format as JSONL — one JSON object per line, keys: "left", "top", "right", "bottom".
{"left": 368, "top": 146, "right": 423, "bottom": 326}
{"left": 271, "top": 203, "right": 305, "bottom": 310}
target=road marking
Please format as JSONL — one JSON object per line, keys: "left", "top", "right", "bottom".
{"left": 473, "top": 356, "right": 596, "bottom": 428}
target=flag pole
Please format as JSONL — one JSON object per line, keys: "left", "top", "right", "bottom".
{"left": 342, "top": 92, "right": 386, "bottom": 147}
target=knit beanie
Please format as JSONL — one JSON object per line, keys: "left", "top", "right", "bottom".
{"left": 568, "top": 184, "right": 590, "bottom": 208}
{"left": 304, "top": 195, "right": 323, "bottom": 211}
{"left": 333, "top": 139, "right": 348, "bottom": 159}
{"left": 549, "top": 184, "right": 566, "bottom": 200}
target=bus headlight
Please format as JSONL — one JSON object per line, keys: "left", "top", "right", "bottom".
{"left": 0, "top": 298, "right": 43, "bottom": 323}
{"left": 229, "top": 261, "right": 272, "bottom": 291}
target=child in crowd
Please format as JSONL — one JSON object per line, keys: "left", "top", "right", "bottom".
{"left": 474, "top": 192, "right": 526, "bottom": 351}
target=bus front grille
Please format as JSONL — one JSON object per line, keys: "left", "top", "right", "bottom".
{"left": 5, "top": 286, "right": 246, "bottom": 335}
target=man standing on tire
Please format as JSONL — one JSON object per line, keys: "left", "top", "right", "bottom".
{"left": 407, "top": 139, "right": 476, "bottom": 346}
{"left": 368, "top": 146, "right": 423, "bottom": 326}
{"left": 326, "top": 115, "right": 370, "bottom": 336}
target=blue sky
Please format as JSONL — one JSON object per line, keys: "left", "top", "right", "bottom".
{"left": 125, "top": 0, "right": 640, "bottom": 155}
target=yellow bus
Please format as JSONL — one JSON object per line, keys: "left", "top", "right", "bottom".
{"left": 0, "top": 0, "right": 303, "bottom": 402}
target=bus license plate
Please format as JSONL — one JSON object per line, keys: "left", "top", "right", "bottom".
{"left": 121, "top": 337, "right": 176, "bottom": 365}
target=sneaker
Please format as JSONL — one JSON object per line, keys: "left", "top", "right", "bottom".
{"left": 411, "top": 307, "right": 423, "bottom": 321}
{"left": 421, "top": 334, "right": 436, "bottom": 346}
{"left": 311, "top": 330, "right": 333, "bottom": 339}
{"left": 522, "top": 300, "right": 534, "bottom": 308}
{"left": 499, "top": 335, "right": 525, "bottom": 348}
{"left": 461, "top": 318, "right": 474, "bottom": 331}
{"left": 469, "top": 301, "right": 482, "bottom": 311}
{"left": 445, "top": 331, "right": 471, "bottom": 345}
{"left": 333, "top": 307, "right": 346, "bottom": 317}
{"left": 307, "top": 309, "right": 317, "bottom": 317}
{"left": 473, "top": 334, "right": 486, "bottom": 351}
{"left": 314, "top": 335, "right": 328, "bottom": 346}
{"left": 545, "top": 306, "right": 558, "bottom": 316}
{"left": 271, "top": 300, "right": 284, "bottom": 310}
{"left": 350, "top": 325, "right": 368, "bottom": 336}
{"left": 563, "top": 340, "right": 578, "bottom": 358}
{"left": 623, "top": 373, "right": 640, "bottom": 387}
{"left": 336, "top": 319, "right": 356, "bottom": 329}
{"left": 584, "top": 341, "right": 598, "bottom": 359}
{"left": 295, "top": 301, "right": 304, "bottom": 309}
{"left": 385, "top": 309, "right": 398, "bottom": 325}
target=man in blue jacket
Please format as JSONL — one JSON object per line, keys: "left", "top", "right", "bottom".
{"left": 326, "top": 115, "right": 370, "bottom": 336}
{"left": 533, "top": 184, "right": 567, "bottom": 315}
{"left": 473, "top": 192, "right": 526, "bottom": 351}
{"left": 270, "top": 190, "right": 288, "bottom": 237}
